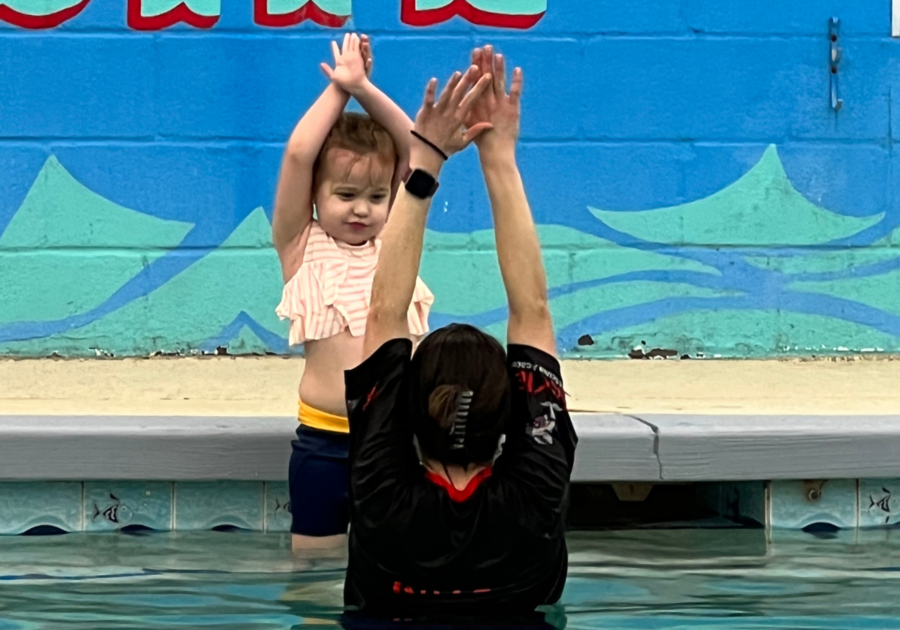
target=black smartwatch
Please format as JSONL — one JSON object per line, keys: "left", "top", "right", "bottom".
{"left": 403, "top": 168, "right": 440, "bottom": 200}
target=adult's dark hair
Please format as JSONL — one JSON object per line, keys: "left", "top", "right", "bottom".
{"left": 410, "top": 324, "right": 511, "bottom": 466}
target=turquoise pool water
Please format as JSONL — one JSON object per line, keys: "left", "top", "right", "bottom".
{"left": 1, "top": 529, "right": 899, "bottom": 629}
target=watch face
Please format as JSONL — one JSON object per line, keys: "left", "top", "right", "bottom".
{"left": 406, "top": 169, "right": 439, "bottom": 199}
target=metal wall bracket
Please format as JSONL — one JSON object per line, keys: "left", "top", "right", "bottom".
{"left": 829, "top": 17, "right": 843, "bottom": 112}
{"left": 893, "top": 0, "right": 900, "bottom": 37}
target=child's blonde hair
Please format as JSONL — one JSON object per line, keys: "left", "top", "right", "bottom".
{"left": 313, "top": 113, "right": 398, "bottom": 189}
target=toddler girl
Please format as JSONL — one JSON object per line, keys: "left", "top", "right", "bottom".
{"left": 272, "top": 33, "right": 433, "bottom": 551}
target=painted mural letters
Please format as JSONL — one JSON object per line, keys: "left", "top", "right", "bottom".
{"left": 0, "top": 0, "right": 91, "bottom": 29}
{"left": 127, "top": 0, "right": 219, "bottom": 30}
{"left": 0, "top": 0, "right": 545, "bottom": 29}
{"left": 400, "top": 0, "right": 546, "bottom": 29}
{"left": 253, "top": 0, "right": 350, "bottom": 27}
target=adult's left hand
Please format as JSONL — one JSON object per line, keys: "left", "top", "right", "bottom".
{"left": 412, "top": 65, "right": 493, "bottom": 159}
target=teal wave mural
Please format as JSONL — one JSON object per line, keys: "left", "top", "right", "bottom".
{"left": 2, "top": 147, "right": 900, "bottom": 358}
{"left": 590, "top": 146, "right": 883, "bottom": 247}
{"left": 0, "top": 157, "right": 193, "bottom": 336}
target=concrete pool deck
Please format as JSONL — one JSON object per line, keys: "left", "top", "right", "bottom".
{"left": 1, "top": 356, "right": 900, "bottom": 482}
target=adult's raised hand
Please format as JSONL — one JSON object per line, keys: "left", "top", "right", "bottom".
{"left": 412, "top": 65, "right": 494, "bottom": 161}
{"left": 466, "top": 45, "right": 523, "bottom": 154}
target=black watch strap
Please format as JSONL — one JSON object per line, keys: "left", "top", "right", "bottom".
{"left": 403, "top": 168, "right": 440, "bottom": 200}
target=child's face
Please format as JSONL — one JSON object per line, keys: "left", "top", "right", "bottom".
{"left": 315, "top": 148, "right": 394, "bottom": 246}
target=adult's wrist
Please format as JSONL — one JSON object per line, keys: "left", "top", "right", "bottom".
{"left": 477, "top": 140, "right": 517, "bottom": 167}
{"left": 408, "top": 145, "right": 445, "bottom": 177}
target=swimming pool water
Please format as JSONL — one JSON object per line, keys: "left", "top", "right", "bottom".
{"left": 1, "top": 529, "right": 899, "bottom": 629}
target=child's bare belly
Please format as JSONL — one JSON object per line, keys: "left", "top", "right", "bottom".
{"left": 298, "top": 332, "right": 366, "bottom": 418}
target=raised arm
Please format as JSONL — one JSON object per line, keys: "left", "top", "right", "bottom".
{"left": 323, "top": 34, "right": 414, "bottom": 192}
{"left": 362, "top": 66, "right": 493, "bottom": 360}
{"left": 272, "top": 81, "right": 348, "bottom": 280}
{"left": 272, "top": 37, "right": 358, "bottom": 280}
{"left": 470, "top": 47, "right": 555, "bottom": 356}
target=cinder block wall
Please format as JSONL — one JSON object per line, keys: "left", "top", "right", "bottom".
{"left": 1, "top": 1, "right": 897, "bottom": 358}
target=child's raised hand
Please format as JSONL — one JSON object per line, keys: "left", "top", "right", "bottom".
{"left": 360, "top": 34, "right": 373, "bottom": 78}
{"left": 321, "top": 33, "right": 370, "bottom": 95}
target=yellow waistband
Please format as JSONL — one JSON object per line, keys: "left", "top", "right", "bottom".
{"left": 298, "top": 400, "right": 349, "bottom": 433}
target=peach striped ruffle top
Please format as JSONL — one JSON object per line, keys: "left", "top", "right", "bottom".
{"left": 276, "top": 222, "right": 434, "bottom": 346}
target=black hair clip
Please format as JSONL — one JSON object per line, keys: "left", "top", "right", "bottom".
{"left": 448, "top": 390, "right": 473, "bottom": 450}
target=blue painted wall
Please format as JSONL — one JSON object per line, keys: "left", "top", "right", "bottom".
{"left": 2, "top": 1, "right": 900, "bottom": 358}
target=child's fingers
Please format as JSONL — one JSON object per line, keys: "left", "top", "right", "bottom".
{"left": 350, "top": 33, "right": 360, "bottom": 52}
{"left": 472, "top": 47, "right": 481, "bottom": 69}
{"left": 361, "top": 37, "right": 372, "bottom": 70}
{"left": 342, "top": 33, "right": 351, "bottom": 54}
{"left": 494, "top": 54, "right": 506, "bottom": 96}
{"left": 331, "top": 40, "right": 341, "bottom": 61}
{"left": 320, "top": 63, "right": 335, "bottom": 80}
{"left": 509, "top": 67, "right": 524, "bottom": 104}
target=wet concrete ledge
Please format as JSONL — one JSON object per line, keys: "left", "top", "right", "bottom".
{"left": 1, "top": 413, "right": 898, "bottom": 482}
{"left": 3, "top": 356, "right": 900, "bottom": 482}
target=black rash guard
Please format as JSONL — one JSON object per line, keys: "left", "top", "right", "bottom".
{"left": 343, "top": 338, "right": 577, "bottom": 619}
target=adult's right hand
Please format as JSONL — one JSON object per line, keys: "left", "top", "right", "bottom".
{"left": 412, "top": 65, "right": 493, "bottom": 161}
{"left": 467, "top": 45, "right": 523, "bottom": 154}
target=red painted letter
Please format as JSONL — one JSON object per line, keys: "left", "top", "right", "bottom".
{"left": 0, "top": 0, "right": 91, "bottom": 29}
{"left": 127, "top": 0, "right": 219, "bottom": 30}
{"left": 401, "top": 0, "right": 545, "bottom": 29}
{"left": 254, "top": 0, "right": 349, "bottom": 28}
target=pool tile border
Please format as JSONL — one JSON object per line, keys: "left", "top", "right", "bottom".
{"left": 0, "top": 479, "right": 899, "bottom": 533}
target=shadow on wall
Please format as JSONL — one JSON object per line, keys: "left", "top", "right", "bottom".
{"left": 1, "top": 146, "right": 900, "bottom": 359}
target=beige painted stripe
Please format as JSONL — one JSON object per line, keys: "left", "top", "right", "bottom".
{"left": 2, "top": 356, "right": 900, "bottom": 417}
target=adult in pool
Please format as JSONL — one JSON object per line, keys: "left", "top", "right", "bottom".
{"left": 342, "top": 46, "right": 578, "bottom": 620}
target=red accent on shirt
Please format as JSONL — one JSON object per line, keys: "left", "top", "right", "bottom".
{"left": 363, "top": 385, "right": 379, "bottom": 411}
{"left": 424, "top": 467, "right": 493, "bottom": 503}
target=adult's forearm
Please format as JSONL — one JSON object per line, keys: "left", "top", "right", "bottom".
{"left": 480, "top": 148, "right": 549, "bottom": 316}
{"left": 364, "top": 148, "right": 443, "bottom": 355}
